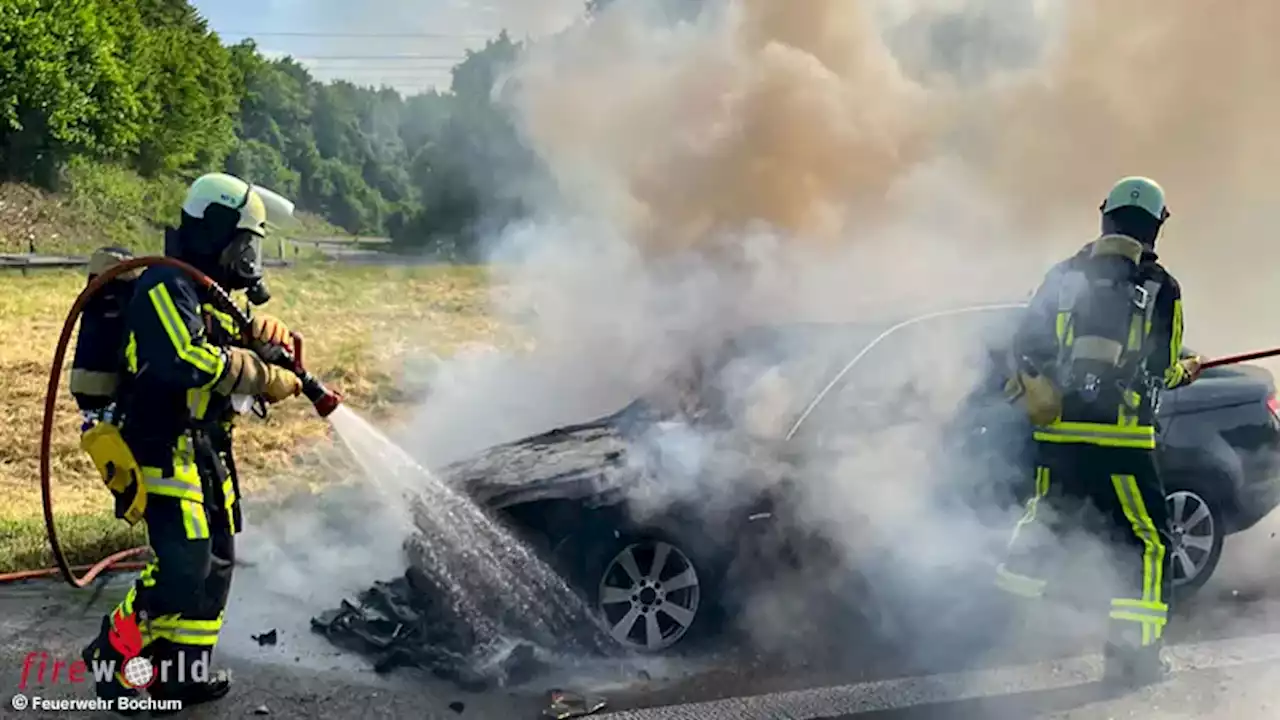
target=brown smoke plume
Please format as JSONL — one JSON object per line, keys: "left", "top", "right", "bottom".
{"left": 505, "top": 0, "right": 1280, "bottom": 343}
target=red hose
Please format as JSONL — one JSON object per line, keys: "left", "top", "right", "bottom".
{"left": 1202, "top": 347, "right": 1280, "bottom": 370}
{"left": 0, "top": 256, "right": 236, "bottom": 587}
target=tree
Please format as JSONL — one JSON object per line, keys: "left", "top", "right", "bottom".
{"left": 0, "top": 0, "right": 144, "bottom": 183}
{"left": 0, "top": 0, "right": 550, "bottom": 246}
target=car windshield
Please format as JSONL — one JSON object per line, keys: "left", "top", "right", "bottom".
{"left": 785, "top": 306, "right": 1026, "bottom": 446}
{"left": 640, "top": 323, "right": 886, "bottom": 438}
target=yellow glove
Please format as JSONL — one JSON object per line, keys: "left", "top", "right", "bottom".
{"left": 263, "top": 365, "right": 303, "bottom": 403}
{"left": 214, "top": 347, "right": 303, "bottom": 402}
{"left": 251, "top": 313, "right": 291, "bottom": 346}
{"left": 1179, "top": 355, "right": 1204, "bottom": 382}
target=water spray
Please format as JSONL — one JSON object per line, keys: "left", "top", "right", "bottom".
{"left": 30, "top": 255, "right": 343, "bottom": 588}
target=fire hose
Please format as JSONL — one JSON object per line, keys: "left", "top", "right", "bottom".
{"left": 1201, "top": 348, "right": 1280, "bottom": 370}
{"left": 2, "top": 255, "right": 342, "bottom": 588}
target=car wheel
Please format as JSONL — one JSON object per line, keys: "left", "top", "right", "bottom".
{"left": 1165, "top": 484, "right": 1225, "bottom": 596}
{"left": 588, "top": 534, "right": 706, "bottom": 653}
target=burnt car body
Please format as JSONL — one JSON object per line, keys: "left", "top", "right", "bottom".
{"left": 368, "top": 307, "right": 1280, "bottom": 655}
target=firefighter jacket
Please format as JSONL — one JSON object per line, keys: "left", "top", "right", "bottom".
{"left": 116, "top": 263, "right": 247, "bottom": 533}
{"left": 1013, "top": 240, "right": 1193, "bottom": 450}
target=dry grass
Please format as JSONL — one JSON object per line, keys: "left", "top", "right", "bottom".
{"left": 0, "top": 263, "right": 512, "bottom": 572}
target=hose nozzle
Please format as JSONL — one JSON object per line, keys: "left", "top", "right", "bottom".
{"left": 300, "top": 373, "right": 343, "bottom": 418}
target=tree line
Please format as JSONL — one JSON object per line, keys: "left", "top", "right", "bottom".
{"left": 0, "top": 0, "right": 604, "bottom": 258}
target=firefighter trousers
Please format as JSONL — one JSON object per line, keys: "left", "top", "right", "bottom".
{"left": 995, "top": 440, "right": 1172, "bottom": 650}
{"left": 86, "top": 488, "right": 235, "bottom": 695}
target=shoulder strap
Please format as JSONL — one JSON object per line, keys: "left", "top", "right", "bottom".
{"left": 1140, "top": 278, "right": 1162, "bottom": 332}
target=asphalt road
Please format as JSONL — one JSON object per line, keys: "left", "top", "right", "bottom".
{"left": 4, "top": 509, "right": 1279, "bottom": 719}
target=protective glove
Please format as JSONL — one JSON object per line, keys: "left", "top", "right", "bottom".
{"left": 263, "top": 365, "right": 303, "bottom": 403}
{"left": 1179, "top": 355, "right": 1204, "bottom": 383}
{"left": 214, "top": 347, "right": 303, "bottom": 402}
{"left": 250, "top": 313, "right": 291, "bottom": 346}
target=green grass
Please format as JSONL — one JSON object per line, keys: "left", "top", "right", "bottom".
{"left": 0, "top": 514, "right": 147, "bottom": 575}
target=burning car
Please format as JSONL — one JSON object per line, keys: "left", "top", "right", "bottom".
{"left": 316, "top": 306, "right": 1280, "bottom": 665}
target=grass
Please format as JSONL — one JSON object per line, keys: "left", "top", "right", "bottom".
{"left": 0, "top": 263, "right": 513, "bottom": 573}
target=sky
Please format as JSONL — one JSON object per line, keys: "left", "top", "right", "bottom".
{"left": 190, "top": 0, "right": 585, "bottom": 94}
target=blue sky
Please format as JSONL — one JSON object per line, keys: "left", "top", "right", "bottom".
{"left": 189, "top": 0, "right": 583, "bottom": 93}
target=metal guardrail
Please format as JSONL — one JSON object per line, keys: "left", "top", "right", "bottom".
{"left": 0, "top": 254, "right": 293, "bottom": 271}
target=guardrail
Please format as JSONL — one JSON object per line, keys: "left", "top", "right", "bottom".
{"left": 0, "top": 254, "right": 293, "bottom": 272}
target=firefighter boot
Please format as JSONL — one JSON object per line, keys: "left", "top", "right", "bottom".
{"left": 80, "top": 617, "right": 142, "bottom": 717}
{"left": 146, "top": 639, "right": 232, "bottom": 715}
{"left": 1102, "top": 642, "right": 1171, "bottom": 690}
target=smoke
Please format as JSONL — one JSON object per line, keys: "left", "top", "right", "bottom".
{"left": 397, "top": 0, "right": 1279, "bottom": 667}
{"left": 243, "top": 0, "right": 1280, "bottom": 685}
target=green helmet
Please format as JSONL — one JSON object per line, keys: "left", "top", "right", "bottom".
{"left": 1101, "top": 176, "right": 1169, "bottom": 222}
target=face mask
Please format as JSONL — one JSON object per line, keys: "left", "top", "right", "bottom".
{"left": 218, "top": 231, "right": 265, "bottom": 291}
{"left": 245, "top": 278, "right": 271, "bottom": 306}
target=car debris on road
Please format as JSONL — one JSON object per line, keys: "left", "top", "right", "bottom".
{"left": 543, "top": 689, "right": 608, "bottom": 718}
{"left": 310, "top": 570, "right": 551, "bottom": 690}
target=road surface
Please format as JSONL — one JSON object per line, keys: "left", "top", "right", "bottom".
{"left": 4, "top": 510, "right": 1278, "bottom": 719}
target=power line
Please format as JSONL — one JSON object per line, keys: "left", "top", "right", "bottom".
{"left": 300, "top": 64, "right": 459, "bottom": 69}
{"left": 218, "top": 30, "right": 494, "bottom": 39}
{"left": 278, "top": 54, "right": 469, "bottom": 61}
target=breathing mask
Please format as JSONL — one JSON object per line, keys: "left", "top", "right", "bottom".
{"left": 219, "top": 229, "right": 267, "bottom": 299}
{"left": 177, "top": 174, "right": 296, "bottom": 306}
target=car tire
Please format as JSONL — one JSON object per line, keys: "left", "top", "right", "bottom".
{"left": 578, "top": 530, "right": 716, "bottom": 654}
{"left": 1163, "top": 476, "right": 1226, "bottom": 599}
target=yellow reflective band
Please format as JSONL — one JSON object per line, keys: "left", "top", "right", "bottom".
{"left": 149, "top": 617, "right": 222, "bottom": 632}
{"left": 139, "top": 561, "right": 159, "bottom": 588}
{"left": 125, "top": 333, "right": 138, "bottom": 374}
{"left": 1042, "top": 421, "right": 1155, "bottom": 437}
{"left": 1167, "top": 297, "right": 1182, "bottom": 386}
{"left": 186, "top": 388, "right": 212, "bottom": 420}
{"left": 180, "top": 499, "right": 210, "bottom": 540}
{"left": 147, "top": 283, "right": 226, "bottom": 386}
{"left": 145, "top": 615, "right": 223, "bottom": 647}
{"left": 114, "top": 587, "right": 137, "bottom": 619}
{"left": 1034, "top": 421, "right": 1156, "bottom": 449}
{"left": 203, "top": 304, "right": 238, "bottom": 336}
{"left": 222, "top": 477, "right": 238, "bottom": 533}
{"left": 1111, "top": 598, "right": 1168, "bottom": 614}
{"left": 1108, "top": 609, "right": 1167, "bottom": 646}
{"left": 1111, "top": 475, "right": 1166, "bottom": 607}
{"left": 141, "top": 467, "right": 204, "bottom": 502}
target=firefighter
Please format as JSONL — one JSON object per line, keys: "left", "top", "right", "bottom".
{"left": 80, "top": 173, "right": 302, "bottom": 712}
{"left": 996, "top": 176, "right": 1203, "bottom": 687}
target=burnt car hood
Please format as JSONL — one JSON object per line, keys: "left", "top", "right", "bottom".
{"left": 440, "top": 400, "right": 660, "bottom": 509}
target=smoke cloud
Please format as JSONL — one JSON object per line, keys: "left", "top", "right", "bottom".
{"left": 247, "top": 0, "right": 1280, "bottom": 686}
{"left": 437, "top": 0, "right": 1278, "bottom": 667}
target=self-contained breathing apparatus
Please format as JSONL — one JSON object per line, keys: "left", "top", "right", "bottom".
{"left": 70, "top": 248, "right": 147, "bottom": 525}
{"left": 1008, "top": 235, "right": 1163, "bottom": 426}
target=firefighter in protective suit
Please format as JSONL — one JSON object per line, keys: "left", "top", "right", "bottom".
{"left": 80, "top": 173, "right": 303, "bottom": 712}
{"left": 996, "top": 176, "right": 1204, "bottom": 687}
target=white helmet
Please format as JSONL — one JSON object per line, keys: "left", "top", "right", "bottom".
{"left": 182, "top": 173, "right": 269, "bottom": 237}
